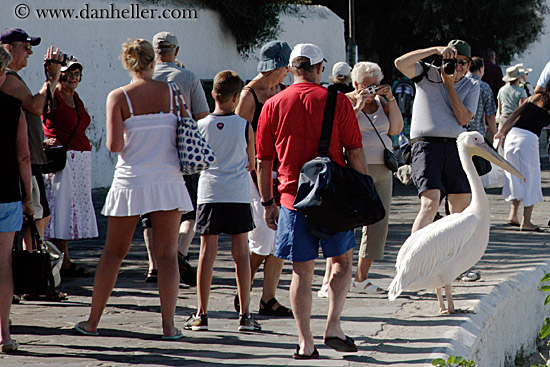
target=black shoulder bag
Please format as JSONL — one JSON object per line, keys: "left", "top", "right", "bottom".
{"left": 293, "top": 85, "right": 386, "bottom": 238}
{"left": 362, "top": 111, "right": 399, "bottom": 173}
{"left": 42, "top": 91, "right": 80, "bottom": 174}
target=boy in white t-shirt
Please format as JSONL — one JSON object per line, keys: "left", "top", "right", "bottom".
{"left": 184, "top": 70, "right": 259, "bottom": 331}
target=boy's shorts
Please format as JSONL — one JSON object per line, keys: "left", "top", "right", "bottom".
{"left": 411, "top": 140, "right": 471, "bottom": 197}
{"left": 274, "top": 206, "right": 355, "bottom": 262}
{"left": 195, "top": 203, "right": 255, "bottom": 235}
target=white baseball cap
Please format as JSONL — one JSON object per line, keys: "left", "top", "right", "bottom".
{"left": 332, "top": 62, "right": 352, "bottom": 79}
{"left": 289, "top": 43, "right": 326, "bottom": 66}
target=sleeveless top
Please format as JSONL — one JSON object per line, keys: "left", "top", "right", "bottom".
{"left": 7, "top": 70, "right": 47, "bottom": 165}
{"left": 514, "top": 102, "right": 550, "bottom": 137}
{"left": 245, "top": 84, "right": 286, "bottom": 131}
{"left": 357, "top": 97, "right": 393, "bottom": 164}
{"left": 0, "top": 91, "right": 23, "bottom": 203}
{"left": 101, "top": 84, "right": 192, "bottom": 216}
{"left": 43, "top": 91, "right": 92, "bottom": 151}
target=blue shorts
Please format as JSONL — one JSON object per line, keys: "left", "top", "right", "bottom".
{"left": 274, "top": 206, "right": 356, "bottom": 262}
{"left": 0, "top": 201, "right": 23, "bottom": 232}
{"left": 411, "top": 141, "right": 471, "bottom": 197}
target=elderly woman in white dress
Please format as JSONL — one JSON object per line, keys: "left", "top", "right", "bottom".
{"left": 75, "top": 39, "right": 192, "bottom": 339}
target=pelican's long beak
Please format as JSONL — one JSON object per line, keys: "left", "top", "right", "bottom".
{"left": 471, "top": 141, "right": 525, "bottom": 182}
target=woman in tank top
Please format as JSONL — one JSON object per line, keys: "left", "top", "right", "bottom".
{"left": 75, "top": 39, "right": 192, "bottom": 340}
{"left": 495, "top": 80, "right": 550, "bottom": 232}
{"left": 234, "top": 40, "right": 293, "bottom": 317}
{"left": 325, "top": 61, "right": 402, "bottom": 295}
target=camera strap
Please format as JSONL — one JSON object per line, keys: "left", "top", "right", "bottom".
{"left": 411, "top": 61, "right": 430, "bottom": 83}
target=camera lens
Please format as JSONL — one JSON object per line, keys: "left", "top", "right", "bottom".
{"left": 443, "top": 59, "right": 456, "bottom": 75}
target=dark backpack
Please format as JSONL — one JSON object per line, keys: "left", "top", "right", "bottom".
{"left": 392, "top": 77, "right": 416, "bottom": 119}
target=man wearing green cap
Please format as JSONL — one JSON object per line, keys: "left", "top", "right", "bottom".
{"left": 394, "top": 40, "right": 480, "bottom": 237}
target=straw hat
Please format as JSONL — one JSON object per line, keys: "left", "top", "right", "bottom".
{"left": 516, "top": 63, "right": 533, "bottom": 74}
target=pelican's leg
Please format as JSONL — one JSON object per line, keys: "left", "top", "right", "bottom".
{"left": 444, "top": 284, "right": 454, "bottom": 313}
{"left": 436, "top": 287, "right": 448, "bottom": 314}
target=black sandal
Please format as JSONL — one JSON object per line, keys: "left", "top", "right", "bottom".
{"left": 293, "top": 345, "right": 319, "bottom": 359}
{"left": 259, "top": 298, "right": 293, "bottom": 317}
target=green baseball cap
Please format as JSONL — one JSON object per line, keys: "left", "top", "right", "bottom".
{"left": 447, "top": 39, "right": 471, "bottom": 59}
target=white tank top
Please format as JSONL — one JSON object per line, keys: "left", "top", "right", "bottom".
{"left": 196, "top": 113, "right": 250, "bottom": 204}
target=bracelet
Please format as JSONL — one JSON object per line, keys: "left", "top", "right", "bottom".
{"left": 23, "top": 201, "right": 33, "bottom": 208}
{"left": 387, "top": 96, "right": 395, "bottom": 101}
{"left": 261, "top": 198, "right": 274, "bottom": 207}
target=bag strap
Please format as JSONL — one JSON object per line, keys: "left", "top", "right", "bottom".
{"left": 169, "top": 81, "right": 191, "bottom": 119}
{"left": 318, "top": 85, "right": 339, "bottom": 156}
{"left": 361, "top": 109, "right": 389, "bottom": 150}
{"left": 42, "top": 90, "right": 81, "bottom": 148}
{"left": 411, "top": 61, "right": 430, "bottom": 83}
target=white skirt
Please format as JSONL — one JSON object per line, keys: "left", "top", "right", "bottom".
{"left": 44, "top": 150, "right": 99, "bottom": 240}
{"left": 502, "top": 127, "right": 543, "bottom": 207}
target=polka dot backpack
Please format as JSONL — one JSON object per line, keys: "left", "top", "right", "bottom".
{"left": 169, "top": 81, "right": 216, "bottom": 175}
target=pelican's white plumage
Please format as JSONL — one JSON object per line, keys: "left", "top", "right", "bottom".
{"left": 388, "top": 132, "right": 524, "bottom": 310}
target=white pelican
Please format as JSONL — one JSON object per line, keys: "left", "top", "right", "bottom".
{"left": 388, "top": 131, "right": 524, "bottom": 314}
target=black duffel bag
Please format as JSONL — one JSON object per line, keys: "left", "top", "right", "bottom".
{"left": 293, "top": 85, "right": 385, "bottom": 236}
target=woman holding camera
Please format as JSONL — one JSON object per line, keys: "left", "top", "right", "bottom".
{"left": 318, "top": 61, "right": 403, "bottom": 297}
{"left": 42, "top": 57, "right": 98, "bottom": 284}
{"left": 75, "top": 39, "right": 192, "bottom": 339}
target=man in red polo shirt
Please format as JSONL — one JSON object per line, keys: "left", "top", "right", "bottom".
{"left": 256, "top": 43, "right": 366, "bottom": 359}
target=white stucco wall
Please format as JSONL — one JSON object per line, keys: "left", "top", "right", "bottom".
{"left": 1, "top": 0, "right": 345, "bottom": 188}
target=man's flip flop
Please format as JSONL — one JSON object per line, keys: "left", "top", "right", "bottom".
{"left": 520, "top": 226, "right": 542, "bottom": 232}
{"left": 75, "top": 321, "right": 99, "bottom": 336}
{"left": 161, "top": 328, "right": 184, "bottom": 340}
{"left": 324, "top": 335, "right": 358, "bottom": 352}
{"left": 293, "top": 345, "right": 319, "bottom": 359}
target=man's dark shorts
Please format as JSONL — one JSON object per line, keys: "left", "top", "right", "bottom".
{"left": 411, "top": 140, "right": 471, "bottom": 197}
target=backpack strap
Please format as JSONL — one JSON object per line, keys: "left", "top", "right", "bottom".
{"left": 411, "top": 61, "right": 430, "bottom": 84}
{"left": 318, "top": 85, "right": 338, "bottom": 156}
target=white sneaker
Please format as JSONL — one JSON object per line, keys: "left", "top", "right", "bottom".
{"left": 317, "top": 283, "right": 329, "bottom": 298}
{"left": 350, "top": 279, "right": 385, "bottom": 294}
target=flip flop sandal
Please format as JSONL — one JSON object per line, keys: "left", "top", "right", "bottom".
{"left": 324, "top": 335, "right": 358, "bottom": 352}
{"left": 75, "top": 321, "right": 99, "bottom": 336}
{"left": 161, "top": 328, "right": 184, "bottom": 340}
{"left": 23, "top": 291, "right": 68, "bottom": 302}
{"left": 293, "top": 345, "right": 319, "bottom": 359}
{"left": 520, "top": 226, "right": 542, "bottom": 232}
{"left": 259, "top": 298, "right": 293, "bottom": 317}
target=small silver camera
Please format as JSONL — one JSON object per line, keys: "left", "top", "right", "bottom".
{"left": 365, "top": 85, "right": 378, "bottom": 95}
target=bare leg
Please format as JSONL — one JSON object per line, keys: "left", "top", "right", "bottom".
{"left": 508, "top": 200, "right": 521, "bottom": 225}
{"left": 0, "top": 232, "right": 15, "bottom": 345}
{"left": 81, "top": 216, "right": 139, "bottom": 333}
{"left": 444, "top": 284, "right": 454, "bottom": 313}
{"left": 354, "top": 257, "right": 373, "bottom": 283}
{"left": 250, "top": 252, "right": 267, "bottom": 286}
{"left": 411, "top": 189, "right": 441, "bottom": 233}
{"left": 320, "top": 257, "right": 332, "bottom": 288}
{"left": 196, "top": 235, "right": 218, "bottom": 315}
{"left": 144, "top": 228, "right": 156, "bottom": 273}
{"left": 291, "top": 259, "right": 315, "bottom": 356}
{"left": 177, "top": 219, "right": 195, "bottom": 256}
{"left": 51, "top": 239, "right": 70, "bottom": 268}
{"left": 447, "top": 193, "right": 471, "bottom": 214}
{"left": 324, "top": 248, "right": 353, "bottom": 339}
{"left": 260, "top": 255, "right": 284, "bottom": 303}
{"left": 232, "top": 233, "right": 252, "bottom": 315}
{"left": 150, "top": 210, "right": 182, "bottom": 337}
{"left": 521, "top": 205, "right": 537, "bottom": 230}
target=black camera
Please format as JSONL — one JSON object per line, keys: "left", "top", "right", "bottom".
{"left": 45, "top": 53, "right": 74, "bottom": 66}
{"left": 443, "top": 59, "right": 457, "bottom": 75}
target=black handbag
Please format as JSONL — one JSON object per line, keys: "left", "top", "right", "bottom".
{"left": 362, "top": 111, "right": 398, "bottom": 173}
{"left": 293, "top": 85, "right": 386, "bottom": 237}
{"left": 42, "top": 93, "right": 80, "bottom": 174}
{"left": 12, "top": 219, "right": 56, "bottom": 295}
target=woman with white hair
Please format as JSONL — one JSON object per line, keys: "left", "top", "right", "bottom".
{"left": 318, "top": 61, "right": 403, "bottom": 297}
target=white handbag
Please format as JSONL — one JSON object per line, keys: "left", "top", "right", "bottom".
{"left": 168, "top": 82, "right": 216, "bottom": 175}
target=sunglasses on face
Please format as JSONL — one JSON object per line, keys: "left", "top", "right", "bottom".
{"left": 14, "top": 43, "right": 32, "bottom": 52}
{"left": 457, "top": 60, "right": 468, "bottom": 66}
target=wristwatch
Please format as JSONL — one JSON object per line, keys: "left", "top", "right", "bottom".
{"left": 261, "top": 198, "right": 274, "bottom": 207}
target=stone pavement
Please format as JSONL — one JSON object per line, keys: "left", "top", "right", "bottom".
{"left": 3, "top": 162, "right": 550, "bottom": 366}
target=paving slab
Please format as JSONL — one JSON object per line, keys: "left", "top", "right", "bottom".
{"left": 3, "top": 161, "right": 550, "bottom": 366}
